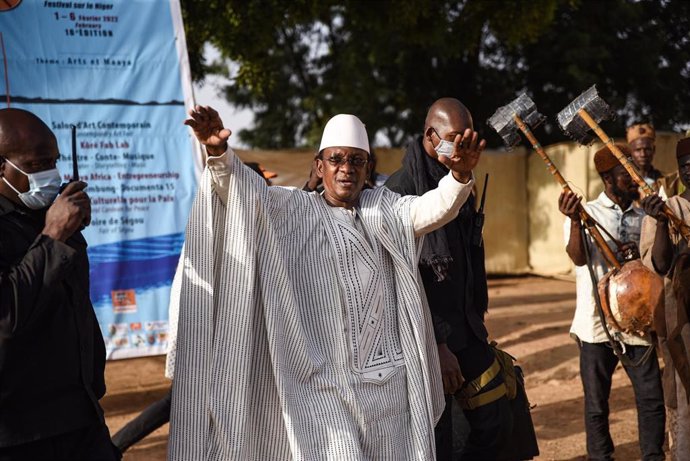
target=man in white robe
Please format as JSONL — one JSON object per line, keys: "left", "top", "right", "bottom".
{"left": 167, "top": 106, "right": 484, "bottom": 461}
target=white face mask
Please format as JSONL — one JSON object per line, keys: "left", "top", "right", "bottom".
{"left": 2, "top": 158, "right": 61, "bottom": 209}
{"left": 434, "top": 139, "right": 455, "bottom": 157}
{"left": 431, "top": 128, "right": 456, "bottom": 157}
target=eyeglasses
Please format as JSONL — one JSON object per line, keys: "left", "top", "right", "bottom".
{"left": 323, "top": 154, "right": 369, "bottom": 168}
{"left": 432, "top": 127, "right": 464, "bottom": 143}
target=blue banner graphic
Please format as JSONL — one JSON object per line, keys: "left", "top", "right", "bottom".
{"left": 0, "top": 0, "right": 199, "bottom": 358}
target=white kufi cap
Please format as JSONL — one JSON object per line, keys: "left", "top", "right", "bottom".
{"left": 318, "top": 114, "right": 370, "bottom": 154}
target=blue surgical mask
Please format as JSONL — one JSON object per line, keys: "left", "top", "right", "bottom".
{"left": 2, "top": 158, "right": 61, "bottom": 209}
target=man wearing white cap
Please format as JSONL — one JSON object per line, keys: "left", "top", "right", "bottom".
{"left": 167, "top": 105, "right": 481, "bottom": 460}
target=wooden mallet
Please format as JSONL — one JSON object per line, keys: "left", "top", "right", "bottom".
{"left": 487, "top": 93, "right": 621, "bottom": 269}
{"left": 490, "top": 93, "right": 662, "bottom": 336}
{"left": 556, "top": 85, "right": 690, "bottom": 242}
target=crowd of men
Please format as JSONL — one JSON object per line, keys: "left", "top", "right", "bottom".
{"left": 0, "top": 100, "right": 689, "bottom": 461}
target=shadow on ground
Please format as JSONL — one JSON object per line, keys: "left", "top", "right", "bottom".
{"left": 103, "top": 276, "right": 666, "bottom": 460}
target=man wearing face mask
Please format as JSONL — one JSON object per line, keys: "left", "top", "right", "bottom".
{"left": 386, "top": 98, "right": 515, "bottom": 460}
{"left": 0, "top": 109, "right": 119, "bottom": 460}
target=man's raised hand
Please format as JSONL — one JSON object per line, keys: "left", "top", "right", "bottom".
{"left": 558, "top": 190, "right": 582, "bottom": 220}
{"left": 184, "top": 105, "right": 232, "bottom": 157}
{"left": 438, "top": 128, "right": 486, "bottom": 183}
{"left": 43, "top": 181, "right": 91, "bottom": 242}
{"left": 641, "top": 195, "right": 667, "bottom": 222}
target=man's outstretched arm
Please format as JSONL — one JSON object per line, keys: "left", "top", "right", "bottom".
{"left": 184, "top": 105, "right": 231, "bottom": 157}
{"left": 185, "top": 105, "right": 247, "bottom": 206}
{"left": 410, "top": 127, "right": 485, "bottom": 236}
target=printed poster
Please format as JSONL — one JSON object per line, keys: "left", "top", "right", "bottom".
{"left": 0, "top": 0, "right": 200, "bottom": 358}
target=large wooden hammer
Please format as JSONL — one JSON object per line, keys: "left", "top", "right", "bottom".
{"left": 487, "top": 93, "right": 622, "bottom": 268}
{"left": 557, "top": 85, "right": 690, "bottom": 242}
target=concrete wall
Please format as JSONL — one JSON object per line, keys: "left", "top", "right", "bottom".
{"left": 525, "top": 132, "right": 684, "bottom": 275}
{"left": 234, "top": 132, "right": 685, "bottom": 275}
{"left": 476, "top": 149, "right": 531, "bottom": 273}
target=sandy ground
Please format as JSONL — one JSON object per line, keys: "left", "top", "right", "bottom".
{"left": 103, "top": 276, "right": 666, "bottom": 460}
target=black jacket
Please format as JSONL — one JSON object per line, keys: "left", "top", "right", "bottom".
{"left": 0, "top": 195, "right": 106, "bottom": 447}
{"left": 385, "top": 142, "right": 489, "bottom": 355}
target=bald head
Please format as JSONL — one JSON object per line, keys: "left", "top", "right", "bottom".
{"left": 0, "top": 109, "right": 60, "bottom": 203}
{"left": 422, "top": 98, "right": 474, "bottom": 159}
{"left": 425, "top": 98, "right": 472, "bottom": 130}
{"left": 0, "top": 108, "right": 56, "bottom": 159}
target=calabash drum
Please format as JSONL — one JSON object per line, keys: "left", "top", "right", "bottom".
{"left": 597, "top": 259, "right": 664, "bottom": 336}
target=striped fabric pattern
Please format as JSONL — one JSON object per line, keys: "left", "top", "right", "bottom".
{"left": 168, "top": 151, "right": 443, "bottom": 460}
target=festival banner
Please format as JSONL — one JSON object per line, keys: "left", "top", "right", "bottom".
{"left": 0, "top": 0, "right": 200, "bottom": 358}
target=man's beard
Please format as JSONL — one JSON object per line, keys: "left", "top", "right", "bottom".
{"left": 613, "top": 183, "right": 640, "bottom": 203}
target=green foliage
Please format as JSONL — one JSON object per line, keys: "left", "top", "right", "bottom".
{"left": 181, "top": 0, "right": 690, "bottom": 148}
{"left": 518, "top": 0, "right": 690, "bottom": 142}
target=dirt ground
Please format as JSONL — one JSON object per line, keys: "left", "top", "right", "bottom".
{"left": 103, "top": 276, "right": 666, "bottom": 460}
